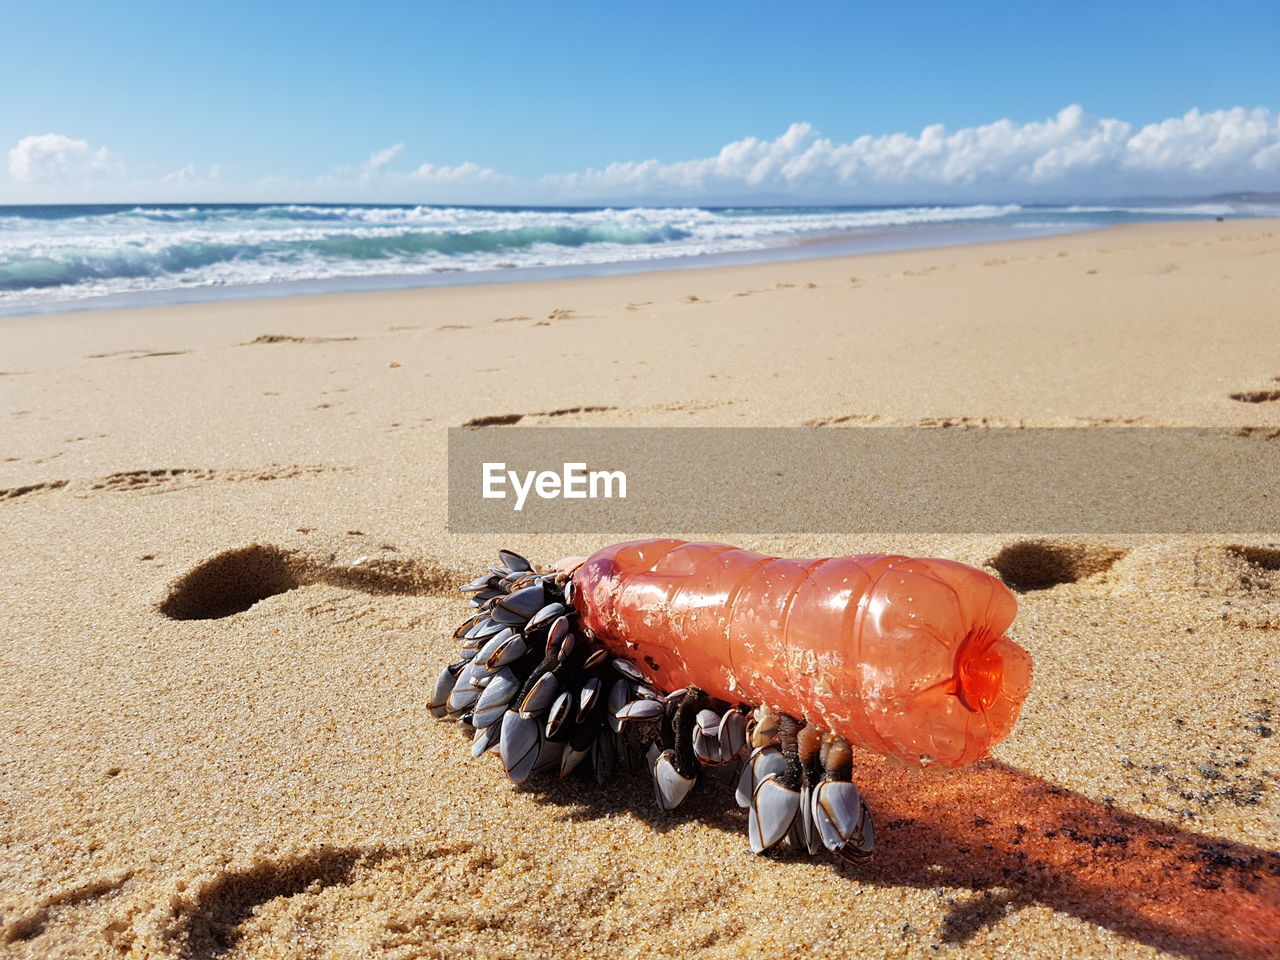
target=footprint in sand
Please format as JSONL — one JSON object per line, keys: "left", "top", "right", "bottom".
{"left": 88, "top": 465, "right": 340, "bottom": 494}
{"left": 156, "top": 845, "right": 398, "bottom": 959}
{"left": 461, "top": 406, "right": 618, "bottom": 429}
{"left": 802, "top": 414, "right": 885, "bottom": 427}
{"left": 986, "top": 540, "right": 1127, "bottom": 593}
{"left": 2, "top": 871, "right": 134, "bottom": 945}
{"left": 463, "top": 413, "right": 525, "bottom": 428}
{"left": 157, "top": 543, "right": 461, "bottom": 621}
{"left": 86, "top": 349, "right": 190, "bottom": 360}
{"left": 0, "top": 466, "right": 350, "bottom": 504}
{"left": 1229, "top": 388, "right": 1280, "bottom": 403}
{"left": 0, "top": 480, "right": 69, "bottom": 501}
{"left": 240, "top": 334, "right": 357, "bottom": 345}
{"left": 154, "top": 836, "right": 747, "bottom": 959}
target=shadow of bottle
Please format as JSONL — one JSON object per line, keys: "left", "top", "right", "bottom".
{"left": 845, "top": 757, "right": 1280, "bottom": 959}
{"left": 521, "top": 753, "right": 1279, "bottom": 958}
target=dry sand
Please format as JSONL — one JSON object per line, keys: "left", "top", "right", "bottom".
{"left": 2, "top": 219, "right": 1279, "bottom": 959}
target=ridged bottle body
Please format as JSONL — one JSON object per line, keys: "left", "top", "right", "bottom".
{"left": 573, "top": 539, "right": 1031, "bottom": 769}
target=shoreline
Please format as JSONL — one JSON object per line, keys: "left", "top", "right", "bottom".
{"left": 3, "top": 217, "right": 1267, "bottom": 331}
{"left": 0, "top": 215, "right": 1231, "bottom": 320}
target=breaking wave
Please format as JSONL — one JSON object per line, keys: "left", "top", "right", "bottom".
{"left": 0, "top": 199, "right": 1272, "bottom": 311}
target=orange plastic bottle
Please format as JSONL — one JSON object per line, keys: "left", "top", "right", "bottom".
{"left": 572, "top": 539, "right": 1032, "bottom": 769}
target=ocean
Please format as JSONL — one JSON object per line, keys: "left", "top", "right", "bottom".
{"left": 2, "top": 199, "right": 1276, "bottom": 316}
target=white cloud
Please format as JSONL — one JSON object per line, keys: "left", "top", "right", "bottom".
{"left": 407, "top": 160, "right": 499, "bottom": 183}
{"left": 1124, "top": 107, "right": 1277, "bottom": 173}
{"left": 4, "top": 107, "right": 1278, "bottom": 203}
{"left": 361, "top": 143, "right": 404, "bottom": 179}
{"left": 8, "top": 133, "right": 111, "bottom": 184}
{"left": 161, "top": 162, "right": 198, "bottom": 184}
{"left": 549, "top": 105, "right": 1280, "bottom": 201}
{"left": 353, "top": 145, "right": 500, "bottom": 191}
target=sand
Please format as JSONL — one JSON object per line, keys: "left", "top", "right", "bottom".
{"left": 1, "top": 219, "right": 1278, "bottom": 959}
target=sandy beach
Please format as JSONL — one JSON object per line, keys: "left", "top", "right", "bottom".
{"left": 2, "top": 219, "right": 1279, "bottom": 958}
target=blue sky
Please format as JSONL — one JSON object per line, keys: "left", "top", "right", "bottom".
{"left": 3, "top": 0, "right": 1278, "bottom": 203}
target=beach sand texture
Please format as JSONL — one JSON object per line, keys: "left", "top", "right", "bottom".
{"left": 2, "top": 220, "right": 1279, "bottom": 959}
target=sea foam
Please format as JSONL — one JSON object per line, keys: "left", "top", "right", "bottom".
{"left": 0, "top": 199, "right": 1273, "bottom": 313}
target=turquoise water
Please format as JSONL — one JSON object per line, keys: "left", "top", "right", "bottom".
{"left": 1, "top": 199, "right": 1275, "bottom": 315}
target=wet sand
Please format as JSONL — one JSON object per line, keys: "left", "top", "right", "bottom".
{"left": 2, "top": 219, "right": 1279, "bottom": 958}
